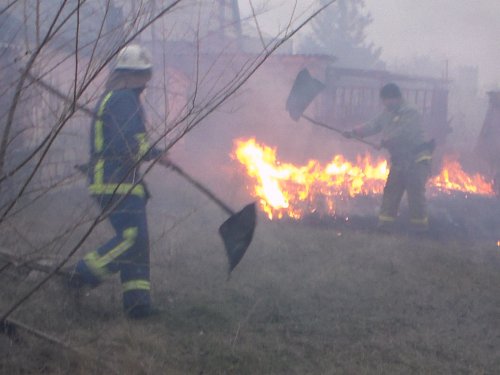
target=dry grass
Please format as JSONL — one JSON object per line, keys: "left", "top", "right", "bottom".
{"left": 2, "top": 188, "right": 500, "bottom": 374}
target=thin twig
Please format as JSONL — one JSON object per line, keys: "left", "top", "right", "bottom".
{"left": 248, "top": 0, "right": 267, "bottom": 52}
{"left": 1, "top": 317, "right": 118, "bottom": 375}
{"left": 0, "top": 0, "right": 336, "bottom": 324}
{"left": 231, "top": 297, "right": 261, "bottom": 350}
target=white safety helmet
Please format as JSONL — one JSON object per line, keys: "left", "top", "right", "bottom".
{"left": 115, "top": 44, "right": 152, "bottom": 71}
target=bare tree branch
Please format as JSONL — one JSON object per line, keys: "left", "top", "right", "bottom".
{"left": 0, "top": 0, "right": 336, "bottom": 326}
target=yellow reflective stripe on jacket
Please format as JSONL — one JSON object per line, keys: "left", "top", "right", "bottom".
{"left": 83, "top": 227, "right": 138, "bottom": 278}
{"left": 94, "top": 159, "right": 104, "bottom": 183}
{"left": 89, "top": 159, "right": 145, "bottom": 197}
{"left": 123, "top": 279, "right": 151, "bottom": 292}
{"left": 135, "top": 133, "right": 150, "bottom": 161}
{"left": 94, "top": 92, "right": 113, "bottom": 153}
{"left": 89, "top": 182, "right": 145, "bottom": 197}
{"left": 90, "top": 91, "right": 145, "bottom": 198}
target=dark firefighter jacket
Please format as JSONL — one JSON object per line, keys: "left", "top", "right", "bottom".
{"left": 88, "top": 88, "right": 160, "bottom": 198}
{"left": 355, "top": 102, "right": 429, "bottom": 164}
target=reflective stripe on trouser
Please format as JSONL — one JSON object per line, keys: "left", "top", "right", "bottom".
{"left": 123, "top": 279, "right": 151, "bottom": 312}
{"left": 75, "top": 194, "right": 151, "bottom": 309}
{"left": 378, "top": 160, "right": 430, "bottom": 226}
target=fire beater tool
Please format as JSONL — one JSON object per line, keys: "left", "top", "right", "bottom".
{"left": 286, "top": 68, "right": 379, "bottom": 149}
{"left": 286, "top": 68, "right": 436, "bottom": 157}
{"left": 159, "top": 160, "right": 256, "bottom": 275}
{"left": 27, "top": 73, "right": 256, "bottom": 275}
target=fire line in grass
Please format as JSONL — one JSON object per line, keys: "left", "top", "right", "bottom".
{"left": 233, "top": 138, "right": 494, "bottom": 220}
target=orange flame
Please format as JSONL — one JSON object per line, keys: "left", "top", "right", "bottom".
{"left": 233, "top": 138, "right": 494, "bottom": 220}
{"left": 430, "top": 158, "right": 494, "bottom": 195}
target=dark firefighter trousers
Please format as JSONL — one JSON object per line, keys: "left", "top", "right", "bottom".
{"left": 378, "top": 160, "right": 431, "bottom": 228}
{"left": 74, "top": 194, "right": 151, "bottom": 312}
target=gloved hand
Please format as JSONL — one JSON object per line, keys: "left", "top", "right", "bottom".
{"left": 141, "top": 147, "right": 164, "bottom": 162}
{"left": 159, "top": 152, "right": 172, "bottom": 167}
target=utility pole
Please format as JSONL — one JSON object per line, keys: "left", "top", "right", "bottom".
{"left": 217, "top": 0, "right": 243, "bottom": 48}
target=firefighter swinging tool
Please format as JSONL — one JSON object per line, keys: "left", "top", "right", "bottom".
{"left": 285, "top": 68, "right": 379, "bottom": 150}
{"left": 77, "top": 159, "right": 257, "bottom": 276}
{"left": 159, "top": 161, "right": 256, "bottom": 276}
{"left": 25, "top": 73, "right": 256, "bottom": 276}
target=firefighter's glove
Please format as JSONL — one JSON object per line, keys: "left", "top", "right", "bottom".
{"left": 149, "top": 147, "right": 164, "bottom": 160}
{"left": 141, "top": 147, "right": 164, "bottom": 162}
{"left": 159, "top": 152, "right": 172, "bottom": 168}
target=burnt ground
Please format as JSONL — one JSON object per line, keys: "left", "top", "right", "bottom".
{"left": 1, "top": 185, "right": 500, "bottom": 374}
{"left": 302, "top": 193, "right": 500, "bottom": 243}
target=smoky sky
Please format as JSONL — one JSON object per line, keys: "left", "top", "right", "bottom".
{"left": 240, "top": 1, "right": 500, "bottom": 87}
{"left": 367, "top": 0, "right": 500, "bottom": 87}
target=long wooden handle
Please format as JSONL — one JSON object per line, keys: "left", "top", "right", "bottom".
{"left": 26, "top": 73, "right": 238, "bottom": 217}
{"left": 301, "top": 114, "right": 380, "bottom": 150}
{"left": 159, "top": 159, "right": 235, "bottom": 216}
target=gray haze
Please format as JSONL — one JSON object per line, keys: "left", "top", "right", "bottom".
{"left": 240, "top": 1, "right": 500, "bottom": 87}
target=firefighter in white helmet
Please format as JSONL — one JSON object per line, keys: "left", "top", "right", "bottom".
{"left": 68, "top": 44, "right": 167, "bottom": 319}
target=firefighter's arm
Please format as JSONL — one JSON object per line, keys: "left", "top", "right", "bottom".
{"left": 134, "top": 133, "right": 166, "bottom": 162}
{"left": 343, "top": 114, "right": 384, "bottom": 139}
